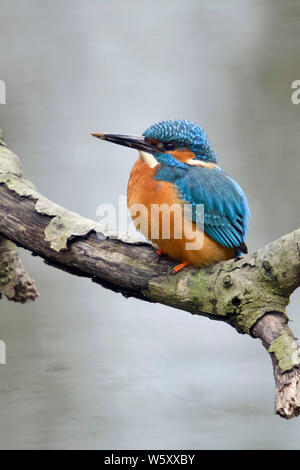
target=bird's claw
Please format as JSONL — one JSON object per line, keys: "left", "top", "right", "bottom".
{"left": 167, "top": 261, "right": 191, "bottom": 277}
{"left": 155, "top": 249, "right": 164, "bottom": 263}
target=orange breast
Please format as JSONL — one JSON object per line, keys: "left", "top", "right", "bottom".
{"left": 127, "top": 158, "right": 234, "bottom": 267}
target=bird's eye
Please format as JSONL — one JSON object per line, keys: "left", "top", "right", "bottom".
{"left": 156, "top": 142, "right": 165, "bottom": 150}
{"left": 154, "top": 141, "right": 179, "bottom": 151}
{"left": 164, "top": 141, "right": 178, "bottom": 151}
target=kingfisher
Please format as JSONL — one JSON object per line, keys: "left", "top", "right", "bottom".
{"left": 92, "top": 120, "right": 250, "bottom": 273}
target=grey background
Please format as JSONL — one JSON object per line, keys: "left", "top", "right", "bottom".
{"left": 0, "top": 0, "right": 300, "bottom": 449}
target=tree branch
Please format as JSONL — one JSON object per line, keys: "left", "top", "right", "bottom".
{"left": 0, "top": 130, "right": 299, "bottom": 418}
{"left": 0, "top": 234, "right": 38, "bottom": 302}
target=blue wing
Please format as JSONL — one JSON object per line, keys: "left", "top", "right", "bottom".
{"left": 154, "top": 161, "right": 250, "bottom": 252}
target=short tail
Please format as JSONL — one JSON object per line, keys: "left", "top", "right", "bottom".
{"left": 234, "top": 241, "right": 248, "bottom": 257}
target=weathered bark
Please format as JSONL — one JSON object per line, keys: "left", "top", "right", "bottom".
{"left": 0, "top": 234, "right": 38, "bottom": 302}
{"left": 252, "top": 314, "right": 300, "bottom": 419}
{"left": 0, "top": 130, "right": 299, "bottom": 419}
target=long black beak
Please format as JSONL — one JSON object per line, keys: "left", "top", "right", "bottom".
{"left": 92, "top": 132, "right": 157, "bottom": 153}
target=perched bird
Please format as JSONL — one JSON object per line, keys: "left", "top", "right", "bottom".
{"left": 92, "top": 120, "right": 250, "bottom": 273}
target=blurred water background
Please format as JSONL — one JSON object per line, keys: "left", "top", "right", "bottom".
{"left": 0, "top": 0, "right": 300, "bottom": 449}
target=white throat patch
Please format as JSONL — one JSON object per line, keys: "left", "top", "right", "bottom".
{"left": 139, "top": 151, "right": 158, "bottom": 168}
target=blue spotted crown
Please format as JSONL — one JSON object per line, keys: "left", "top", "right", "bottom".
{"left": 143, "top": 119, "right": 217, "bottom": 163}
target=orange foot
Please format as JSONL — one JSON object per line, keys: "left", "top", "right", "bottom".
{"left": 156, "top": 249, "right": 164, "bottom": 257}
{"left": 171, "top": 261, "right": 191, "bottom": 275}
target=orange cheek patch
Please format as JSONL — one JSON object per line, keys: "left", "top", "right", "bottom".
{"left": 168, "top": 150, "right": 217, "bottom": 168}
{"left": 168, "top": 150, "right": 197, "bottom": 164}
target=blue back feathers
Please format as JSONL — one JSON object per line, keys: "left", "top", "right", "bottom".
{"left": 143, "top": 119, "right": 217, "bottom": 163}
{"left": 153, "top": 152, "right": 250, "bottom": 251}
